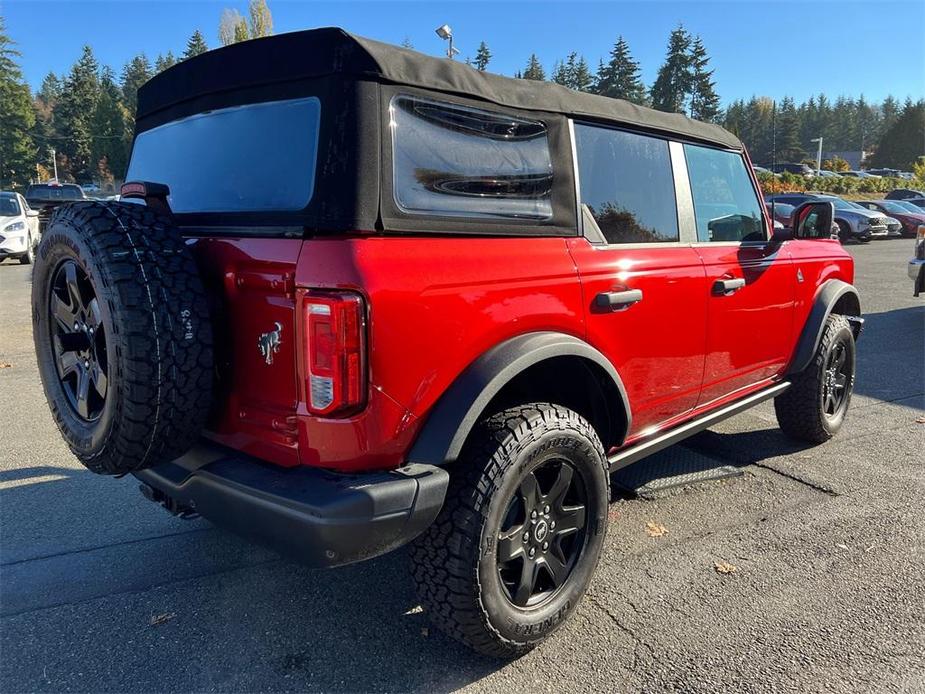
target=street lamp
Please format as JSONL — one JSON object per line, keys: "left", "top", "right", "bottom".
{"left": 435, "top": 24, "right": 459, "bottom": 59}
{"left": 810, "top": 137, "right": 823, "bottom": 176}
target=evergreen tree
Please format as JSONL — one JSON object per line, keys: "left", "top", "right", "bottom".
{"left": 121, "top": 55, "right": 151, "bottom": 117}
{"left": 54, "top": 45, "right": 101, "bottom": 182}
{"left": 154, "top": 51, "right": 178, "bottom": 74}
{"left": 0, "top": 17, "right": 37, "bottom": 188}
{"left": 595, "top": 36, "right": 646, "bottom": 104}
{"left": 184, "top": 30, "right": 209, "bottom": 59}
{"left": 776, "top": 97, "right": 805, "bottom": 163}
{"left": 880, "top": 95, "right": 900, "bottom": 134}
{"left": 91, "top": 68, "right": 129, "bottom": 184}
{"left": 474, "top": 42, "right": 491, "bottom": 71}
{"left": 400, "top": 37, "right": 414, "bottom": 50}
{"left": 688, "top": 36, "right": 720, "bottom": 122}
{"left": 522, "top": 54, "right": 545, "bottom": 81}
{"left": 38, "top": 72, "right": 63, "bottom": 104}
{"left": 650, "top": 25, "right": 692, "bottom": 114}
{"left": 552, "top": 53, "right": 593, "bottom": 92}
{"left": 248, "top": 0, "right": 273, "bottom": 38}
{"left": 870, "top": 101, "right": 925, "bottom": 170}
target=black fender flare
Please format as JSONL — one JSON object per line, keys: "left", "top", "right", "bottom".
{"left": 787, "top": 279, "right": 861, "bottom": 375}
{"left": 407, "top": 331, "right": 631, "bottom": 466}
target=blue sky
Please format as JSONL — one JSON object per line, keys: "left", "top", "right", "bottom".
{"left": 4, "top": 0, "right": 924, "bottom": 105}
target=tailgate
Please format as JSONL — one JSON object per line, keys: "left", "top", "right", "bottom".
{"left": 190, "top": 237, "right": 303, "bottom": 467}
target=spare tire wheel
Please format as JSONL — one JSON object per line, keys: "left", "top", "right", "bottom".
{"left": 32, "top": 201, "right": 213, "bottom": 475}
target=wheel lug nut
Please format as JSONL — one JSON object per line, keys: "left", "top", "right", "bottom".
{"left": 531, "top": 510, "right": 537, "bottom": 519}
{"left": 529, "top": 547, "right": 536, "bottom": 558}
{"left": 84, "top": 360, "right": 89, "bottom": 368}
{"left": 550, "top": 521, "right": 556, "bottom": 529}
{"left": 73, "top": 322, "right": 79, "bottom": 330}
{"left": 543, "top": 541, "right": 548, "bottom": 551}
{"left": 522, "top": 532, "right": 529, "bottom": 541}
{"left": 544, "top": 505, "right": 550, "bottom": 514}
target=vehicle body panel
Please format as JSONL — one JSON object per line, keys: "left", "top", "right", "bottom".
{"left": 565, "top": 240, "right": 708, "bottom": 435}
{"left": 694, "top": 243, "right": 796, "bottom": 406}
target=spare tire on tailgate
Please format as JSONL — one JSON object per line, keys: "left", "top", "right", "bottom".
{"left": 32, "top": 201, "right": 213, "bottom": 475}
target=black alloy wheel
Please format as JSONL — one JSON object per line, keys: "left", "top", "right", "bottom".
{"left": 48, "top": 259, "right": 108, "bottom": 421}
{"left": 821, "top": 339, "right": 850, "bottom": 420}
{"left": 496, "top": 458, "right": 588, "bottom": 608}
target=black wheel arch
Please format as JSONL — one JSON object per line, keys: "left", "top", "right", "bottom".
{"left": 787, "top": 279, "right": 862, "bottom": 375}
{"left": 407, "top": 331, "right": 631, "bottom": 466}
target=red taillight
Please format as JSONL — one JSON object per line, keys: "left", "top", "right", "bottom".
{"left": 302, "top": 291, "right": 367, "bottom": 417}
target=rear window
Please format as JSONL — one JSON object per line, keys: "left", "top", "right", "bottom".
{"left": 126, "top": 97, "right": 321, "bottom": 213}
{"left": 26, "top": 185, "right": 84, "bottom": 201}
{"left": 574, "top": 123, "right": 679, "bottom": 244}
{"left": 390, "top": 95, "right": 553, "bottom": 220}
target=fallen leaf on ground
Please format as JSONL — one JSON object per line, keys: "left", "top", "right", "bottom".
{"left": 916, "top": 416, "right": 925, "bottom": 424}
{"left": 149, "top": 612, "right": 176, "bottom": 626}
{"left": 645, "top": 521, "right": 669, "bottom": 538}
{"left": 0, "top": 362, "right": 11, "bottom": 369}
{"left": 714, "top": 561, "right": 737, "bottom": 575}
{"left": 835, "top": 543, "right": 849, "bottom": 550}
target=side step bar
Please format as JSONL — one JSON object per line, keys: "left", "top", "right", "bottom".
{"left": 609, "top": 381, "right": 790, "bottom": 471}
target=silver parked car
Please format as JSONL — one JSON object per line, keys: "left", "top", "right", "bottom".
{"left": 766, "top": 193, "right": 890, "bottom": 242}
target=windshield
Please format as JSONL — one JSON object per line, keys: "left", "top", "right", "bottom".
{"left": 818, "top": 196, "right": 857, "bottom": 211}
{"left": 0, "top": 197, "right": 21, "bottom": 217}
{"left": 26, "top": 185, "right": 84, "bottom": 201}
{"left": 894, "top": 200, "right": 923, "bottom": 214}
{"left": 126, "top": 97, "right": 321, "bottom": 213}
{"left": 876, "top": 201, "right": 912, "bottom": 214}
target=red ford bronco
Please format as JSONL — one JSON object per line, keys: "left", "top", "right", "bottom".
{"left": 32, "top": 29, "right": 862, "bottom": 657}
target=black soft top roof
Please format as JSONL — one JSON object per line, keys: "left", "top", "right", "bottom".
{"left": 138, "top": 27, "right": 741, "bottom": 150}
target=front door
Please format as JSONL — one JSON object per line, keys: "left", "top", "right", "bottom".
{"left": 569, "top": 123, "right": 708, "bottom": 438}
{"left": 681, "top": 143, "right": 796, "bottom": 406}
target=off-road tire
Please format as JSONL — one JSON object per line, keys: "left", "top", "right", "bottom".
{"left": 32, "top": 201, "right": 213, "bottom": 475}
{"left": 19, "top": 235, "right": 35, "bottom": 264}
{"left": 410, "top": 403, "right": 610, "bottom": 658}
{"left": 775, "top": 314, "right": 855, "bottom": 443}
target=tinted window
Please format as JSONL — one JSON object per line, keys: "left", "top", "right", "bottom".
{"left": 574, "top": 124, "right": 678, "bottom": 243}
{"left": 684, "top": 144, "right": 764, "bottom": 242}
{"left": 126, "top": 97, "right": 320, "bottom": 213}
{"left": 390, "top": 95, "right": 553, "bottom": 220}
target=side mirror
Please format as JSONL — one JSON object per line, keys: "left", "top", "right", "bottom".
{"left": 27, "top": 209, "right": 39, "bottom": 217}
{"left": 792, "top": 201, "right": 835, "bottom": 240}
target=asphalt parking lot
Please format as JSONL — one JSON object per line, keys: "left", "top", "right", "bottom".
{"left": 1, "top": 240, "right": 923, "bottom": 693}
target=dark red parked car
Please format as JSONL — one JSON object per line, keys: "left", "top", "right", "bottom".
{"left": 31, "top": 29, "right": 862, "bottom": 657}
{"left": 856, "top": 199, "right": 925, "bottom": 237}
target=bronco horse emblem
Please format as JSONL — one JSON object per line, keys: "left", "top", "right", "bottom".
{"left": 257, "top": 322, "right": 283, "bottom": 365}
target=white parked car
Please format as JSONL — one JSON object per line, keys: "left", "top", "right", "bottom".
{"left": 0, "top": 191, "right": 41, "bottom": 264}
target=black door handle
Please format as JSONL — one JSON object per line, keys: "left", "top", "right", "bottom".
{"left": 595, "top": 289, "right": 643, "bottom": 311}
{"left": 712, "top": 277, "right": 746, "bottom": 295}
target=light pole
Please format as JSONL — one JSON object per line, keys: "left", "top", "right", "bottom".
{"left": 810, "top": 137, "right": 823, "bottom": 176}
{"left": 50, "top": 148, "right": 59, "bottom": 182}
{"left": 435, "top": 24, "right": 458, "bottom": 60}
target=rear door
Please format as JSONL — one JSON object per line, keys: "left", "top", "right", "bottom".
{"left": 682, "top": 144, "right": 796, "bottom": 406}
{"left": 567, "top": 123, "right": 707, "bottom": 437}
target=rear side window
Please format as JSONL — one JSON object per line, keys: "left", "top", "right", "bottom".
{"left": 26, "top": 185, "right": 84, "bottom": 201}
{"left": 390, "top": 95, "right": 553, "bottom": 220}
{"left": 126, "top": 97, "right": 321, "bottom": 213}
{"left": 684, "top": 144, "right": 765, "bottom": 243}
{"left": 573, "top": 124, "right": 679, "bottom": 244}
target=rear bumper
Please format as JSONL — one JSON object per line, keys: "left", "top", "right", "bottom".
{"left": 134, "top": 442, "right": 449, "bottom": 568}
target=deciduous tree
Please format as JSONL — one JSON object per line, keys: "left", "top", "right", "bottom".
{"left": 248, "top": 0, "right": 273, "bottom": 38}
